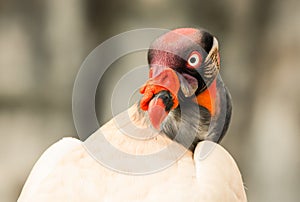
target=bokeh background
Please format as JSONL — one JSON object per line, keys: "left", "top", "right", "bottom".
{"left": 1, "top": 0, "right": 300, "bottom": 201}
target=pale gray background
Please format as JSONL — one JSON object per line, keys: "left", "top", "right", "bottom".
{"left": 1, "top": 0, "right": 300, "bottom": 201}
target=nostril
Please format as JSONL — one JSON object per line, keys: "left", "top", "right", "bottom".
{"left": 162, "top": 94, "right": 169, "bottom": 100}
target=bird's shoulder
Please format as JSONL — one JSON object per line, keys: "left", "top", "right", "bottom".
{"left": 194, "top": 141, "right": 247, "bottom": 202}
{"left": 18, "top": 137, "right": 83, "bottom": 201}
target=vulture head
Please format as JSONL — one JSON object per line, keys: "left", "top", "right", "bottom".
{"left": 139, "top": 28, "right": 231, "bottom": 150}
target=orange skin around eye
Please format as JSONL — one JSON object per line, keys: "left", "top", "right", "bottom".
{"left": 195, "top": 79, "right": 217, "bottom": 116}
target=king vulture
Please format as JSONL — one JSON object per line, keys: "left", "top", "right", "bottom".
{"left": 18, "top": 28, "right": 247, "bottom": 202}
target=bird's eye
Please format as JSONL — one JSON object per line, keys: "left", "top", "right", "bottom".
{"left": 187, "top": 51, "right": 202, "bottom": 69}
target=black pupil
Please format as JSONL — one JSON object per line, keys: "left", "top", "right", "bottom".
{"left": 190, "top": 57, "right": 196, "bottom": 64}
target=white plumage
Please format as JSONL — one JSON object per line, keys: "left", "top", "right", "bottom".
{"left": 18, "top": 106, "right": 247, "bottom": 202}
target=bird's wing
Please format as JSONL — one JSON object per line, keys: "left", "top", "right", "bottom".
{"left": 194, "top": 141, "right": 247, "bottom": 202}
{"left": 18, "top": 137, "right": 82, "bottom": 201}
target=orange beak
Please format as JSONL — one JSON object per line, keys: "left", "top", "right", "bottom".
{"left": 140, "top": 67, "right": 180, "bottom": 129}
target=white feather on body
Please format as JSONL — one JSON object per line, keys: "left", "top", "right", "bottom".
{"left": 18, "top": 106, "right": 247, "bottom": 202}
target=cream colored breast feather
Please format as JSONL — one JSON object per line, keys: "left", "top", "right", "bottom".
{"left": 18, "top": 105, "right": 247, "bottom": 202}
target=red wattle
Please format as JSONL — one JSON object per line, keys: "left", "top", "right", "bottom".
{"left": 148, "top": 97, "right": 168, "bottom": 130}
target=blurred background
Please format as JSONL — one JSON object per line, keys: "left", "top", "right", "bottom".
{"left": 1, "top": 0, "right": 300, "bottom": 201}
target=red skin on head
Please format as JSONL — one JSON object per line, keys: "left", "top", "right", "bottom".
{"left": 140, "top": 28, "right": 217, "bottom": 129}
